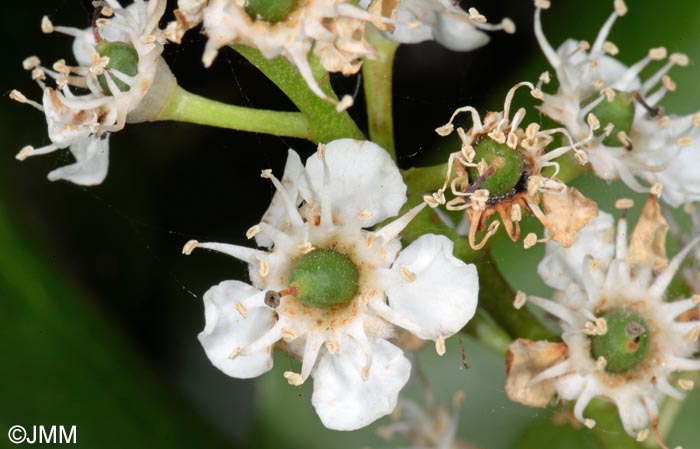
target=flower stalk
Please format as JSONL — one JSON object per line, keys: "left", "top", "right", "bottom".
{"left": 232, "top": 45, "right": 364, "bottom": 143}
{"left": 156, "top": 86, "right": 312, "bottom": 139}
{"left": 362, "top": 26, "right": 399, "bottom": 160}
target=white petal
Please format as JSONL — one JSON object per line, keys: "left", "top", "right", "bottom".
{"left": 47, "top": 136, "right": 110, "bottom": 186}
{"left": 385, "top": 234, "right": 478, "bottom": 340}
{"left": 538, "top": 212, "right": 615, "bottom": 295}
{"left": 311, "top": 338, "right": 410, "bottom": 430}
{"left": 256, "top": 149, "right": 305, "bottom": 247}
{"left": 304, "top": 139, "right": 407, "bottom": 227}
{"left": 433, "top": 12, "right": 489, "bottom": 52}
{"left": 652, "top": 144, "right": 700, "bottom": 207}
{"left": 198, "top": 280, "right": 275, "bottom": 379}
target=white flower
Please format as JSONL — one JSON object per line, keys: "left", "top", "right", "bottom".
{"left": 362, "top": 0, "right": 514, "bottom": 51}
{"left": 534, "top": 0, "right": 700, "bottom": 207}
{"left": 507, "top": 197, "right": 700, "bottom": 439}
{"left": 377, "top": 390, "right": 474, "bottom": 449}
{"left": 184, "top": 139, "right": 479, "bottom": 430}
{"left": 12, "top": 0, "right": 175, "bottom": 185}
{"left": 195, "top": 0, "right": 381, "bottom": 109}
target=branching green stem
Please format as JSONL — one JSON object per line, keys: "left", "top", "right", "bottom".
{"left": 156, "top": 86, "right": 311, "bottom": 139}
{"left": 362, "top": 27, "right": 399, "bottom": 160}
{"left": 232, "top": 45, "right": 364, "bottom": 143}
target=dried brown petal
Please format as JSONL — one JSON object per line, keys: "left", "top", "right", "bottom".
{"left": 505, "top": 339, "right": 567, "bottom": 407}
{"left": 541, "top": 187, "right": 598, "bottom": 248}
{"left": 628, "top": 195, "right": 668, "bottom": 270}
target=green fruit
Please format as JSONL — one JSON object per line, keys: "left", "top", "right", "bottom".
{"left": 590, "top": 308, "right": 650, "bottom": 374}
{"left": 466, "top": 137, "right": 525, "bottom": 198}
{"left": 289, "top": 248, "right": 359, "bottom": 308}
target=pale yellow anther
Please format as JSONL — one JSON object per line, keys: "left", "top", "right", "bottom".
{"left": 453, "top": 390, "right": 466, "bottom": 407}
{"left": 246, "top": 225, "right": 261, "bottom": 239}
{"left": 435, "top": 336, "right": 446, "bottom": 356}
{"left": 595, "top": 317, "right": 608, "bottom": 335}
{"left": 488, "top": 129, "right": 507, "bottom": 144}
{"left": 589, "top": 258, "right": 603, "bottom": 272}
{"left": 9, "top": 90, "right": 27, "bottom": 103}
{"left": 603, "top": 87, "right": 616, "bottom": 102}
{"left": 476, "top": 160, "right": 489, "bottom": 176}
{"left": 52, "top": 59, "right": 70, "bottom": 75}
{"left": 399, "top": 266, "right": 416, "bottom": 282}
{"left": 539, "top": 71, "right": 551, "bottom": 84}
{"left": 530, "top": 89, "right": 544, "bottom": 101}
{"left": 684, "top": 326, "right": 700, "bottom": 342}
{"left": 16, "top": 146, "right": 34, "bottom": 161}
{"left": 693, "top": 113, "right": 700, "bottom": 128}
{"left": 595, "top": 356, "right": 607, "bottom": 371}
{"left": 41, "top": 16, "right": 54, "bottom": 33}
{"left": 357, "top": 209, "right": 372, "bottom": 221}
{"left": 649, "top": 47, "right": 667, "bottom": 60}
{"left": 101, "top": 6, "right": 114, "bottom": 16}
{"left": 574, "top": 149, "right": 589, "bottom": 165}
{"left": 662, "top": 75, "right": 677, "bottom": 92}
{"left": 297, "top": 241, "right": 314, "bottom": 254}
{"left": 506, "top": 132, "right": 519, "bottom": 149}
{"left": 593, "top": 79, "right": 606, "bottom": 90}
{"left": 284, "top": 371, "right": 304, "bottom": 386}
{"left": 325, "top": 341, "right": 339, "bottom": 354}
{"left": 658, "top": 116, "right": 671, "bottom": 128}
{"left": 587, "top": 113, "right": 601, "bottom": 131}
{"left": 678, "top": 379, "right": 694, "bottom": 391}
{"left": 31, "top": 68, "right": 46, "bottom": 81}
{"left": 534, "top": 0, "right": 551, "bottom": 10}
{"left": 182, "top": 240, "right": 199, "bottom": 255}
{"left": 336, "top": 95, "right": 353, "bottom": 112}
{"left": 364, "top": 232, "right": 376, "bottom": 248}
{"left": 578, "top": 40, "right": 591, "bottom": 52}
{"left": 523, "top": 233, "right": 538, "bottom": 249}
{"left": 228, "top": 347, "right": 242, "bottom": 360}
{"left": 467, "top": 7, "right": 487, "bottom": 23}
{"left": 589, "top": 59, "right": 599, "bottom": 71}
{"left": 435, "top": 123, "right": 454, "bottom": 136}
{"left": 234, "top": 302, "right": 248, "bottom": 318}
{"left": 617, "top": 131, "right": 632, "bottom": 147}
{"left": 361, "top": 365, "right": 371, "bottom": 381}
{"left": 525, "top": 123, "right": 540, "bottom": 139}
{"left": 260, "top": 169, "right": 273, "bottom": 179}
{"left": 140, "top": 34, "right": 157, "bottom": 44}
{"left": 583, "top": 419, "right": 596, "bottom": 429}
{"left": 95, "top": 18, "right": 110, "bottom": 27}
{"left": 513, "top": 291, "right": 527, "bottom": 309}
{"left": 636, "top": 429, "right": 649, "bottom": 442}
{"left": 502, "top": 18, "right": 516, "bottom": 34}
{"left": 258, "top": 260, "right": 270, "bottom": 277}
{"left": 677, "top": 136, "right": 693, "bottom": 147}
{"left": 22, "top": 56, "right": 41, "bottom": 70}
{"left": 650, "top": 183, "right": 663, "bottom": 197}
{"left": 603, "top": 41, "right": 619, "bottom": 56}
{"left": 693, "top": 294, "right": 700, "bottom": 305}
{"left": 281, "top": 328, "right": 298, "bottom": 342}
{"left": 511, "top": 203, "right": 522, "bottom": 222}
{"left": 615, "top": 198, "right": 634, "bottom": 209}
{"left": 670, "top": 53, "right": 689, "bottom": 66}
{"left": 614, "top": 0, "right": 628, "bottom": 16}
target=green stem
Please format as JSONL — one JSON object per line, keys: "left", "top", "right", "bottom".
{"left": 232, "top": 45, "right": 364, "bottom": 143}
{"left": 362, "top": 27, "right": 399, "bottom": 160}
{"left": 156, "top": 86, "right": 311, "bottom": 139}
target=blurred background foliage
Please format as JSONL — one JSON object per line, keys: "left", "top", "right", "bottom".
{"left": 1, "top": 0, "right": 699, "bottom": 448}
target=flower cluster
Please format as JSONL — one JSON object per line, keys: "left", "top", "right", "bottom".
{"left": 184, "top": 139, "right": 478, "bottom": 430}
{"left": 12, "top": 0, "right": 174, "bottom": 185}
{"left": 535, "top": 0, "right": 700, "bottom": 207}
{"left": 506, "top": 196, "right": 700, "bottom": 440}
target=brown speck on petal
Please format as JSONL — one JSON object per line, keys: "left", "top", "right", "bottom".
{"left": 505, "top": 339, "right": 567, "bottom": 407}
{"left": 541, "top": 187, "right": 598, "bottom": 248}
{"left": 627, "top": 196, "right": 668, "bottom": 270}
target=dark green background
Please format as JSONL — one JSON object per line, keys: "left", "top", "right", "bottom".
{"left": 1, "top": 1, "right": 699, "bottom": 448}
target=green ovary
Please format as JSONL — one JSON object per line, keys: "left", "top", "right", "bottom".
{"left": 289, "top": 248, "right": 359, "bottom": 308}
{"left": 245, "top": 0, "right": 298, "bottom": 23}
{"left": 587, "top": 90, "right": 635, "bottom": 147}
{"left": 466, "top": 137, "right": 525, "bottom": 197}
{"left": 590, "top": 308, "right": 650, "bottom": 374}
{"left": 96, "top": 41, "right": 139, "bottom": 95}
